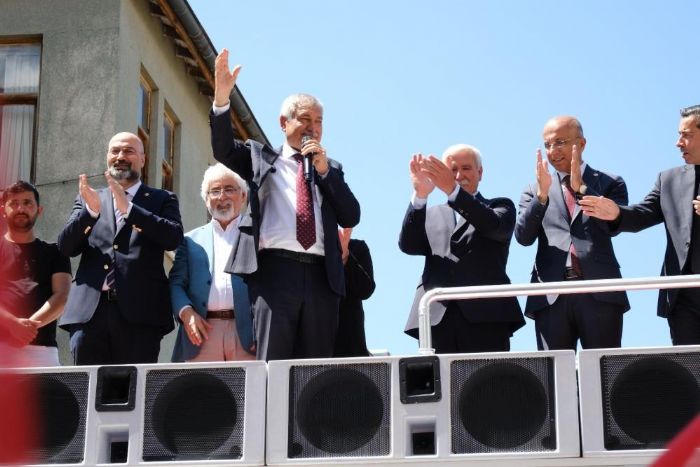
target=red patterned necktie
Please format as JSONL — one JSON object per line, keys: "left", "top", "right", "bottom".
{"left": 293, "top": 154, "right": 316, "bottom": 250}
{"left": 562, "top": 176, "right": 583, "bottom": 276}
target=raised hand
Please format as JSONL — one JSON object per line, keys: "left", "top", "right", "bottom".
{"left": 536, "top": 149, "right": 552, "bottom": 204}
{"left": 105, "top": 171, "right": 129, "bottom": 215}
{"left": 569, "top": 143, "right": 583, "bottom": 192}
{"left": 693, "top": 196, "right": 700, "bottom": 216}
{"left": 422, "top": 155, "right": 456, "bottom": 195}
{"left": 214, "top": 49, "right": 242, "bottom": 107}
{"left": 79, "top": 173, "right": 101, "bottom": 213}
{"left": 409, "top": 153, "right": 435, "bottom": 198}
{"left": 301, "top": 137, "right": 329, "bottom": 175}
{"left": 579, "top": 195, "right": 621, "bottom": 220}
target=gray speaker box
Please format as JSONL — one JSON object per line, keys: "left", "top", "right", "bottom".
{"left": 579, "top": 345, "right": 700, "bottom": 462}
{"left": 266, "top": 351, "right": 579, "bottom": 465}
{"left": 17, "top": 361, "right": 266, "bottom": 466}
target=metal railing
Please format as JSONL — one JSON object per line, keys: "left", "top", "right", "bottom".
{"left": 417, "top": 275, "right": 700, "bottom": 355}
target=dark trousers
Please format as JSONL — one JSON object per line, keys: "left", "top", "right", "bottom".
{"left": 535, "top": 293, "right": 623, "bottom": 351}
{"left": 248, "top": 252, "right": 339, "bottom": 361}
{"left": 69, "top": 294, "right": 162, "bottom": 365}
{"left": 333, "top": 300, "right": 370, "bottom": 357}
{"left": 669, "top": 289, "right": 700, "bottom": 345}
{"left": 431, "top": 303, "right": 512, "bottom": 354}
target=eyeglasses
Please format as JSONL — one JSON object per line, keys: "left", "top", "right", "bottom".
{"left": 207, "top": 187, "right": 240, "bottom": 198}
{"left": 543, "top": 138, "right": 576, "bottom": 151}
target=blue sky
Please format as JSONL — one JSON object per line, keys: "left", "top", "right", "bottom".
{"left": 190, "top": 0, "right": 700, "bottom": 355}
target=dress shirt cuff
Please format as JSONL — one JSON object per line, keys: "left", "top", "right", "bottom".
{"left": 212, "top": 102, "right": 230, "bottom": 116}
{"left": 86, "top": 204, "right": 99, "bottom": 218}
{"left": 447, "top": 185, "right": 460, "bottom": 202}
{"left": 411, "top": 193, "right": 428, "bottom": 209}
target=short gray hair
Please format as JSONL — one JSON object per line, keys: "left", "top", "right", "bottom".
{"left": 681, "top": 105, "right": 700, "bottom": 129}
{"left": 200, "top": 163, "right": 248, "bottom": 202}
{"left": 279, "top": 93, "right": 324, "bottom": 120}
{"left": 442, "top": 144, "right": 483, "bottom": 169}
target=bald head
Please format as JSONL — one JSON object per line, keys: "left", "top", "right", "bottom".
{"left": 543, "top": 116, "right": 584, "bottom": 138}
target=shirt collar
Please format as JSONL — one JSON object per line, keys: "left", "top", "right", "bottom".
{"left": 124, "top": 180, "right": 142, "bottom": 198}
{"left": 211, "top": 215, "right": 240, "bottom": 233}
{"left": 282, "top": 142, "right": 299, "bottom": 159}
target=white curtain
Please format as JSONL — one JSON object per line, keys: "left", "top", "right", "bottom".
{"left": 0, "top": 44, "right": 40, "bottom": 189}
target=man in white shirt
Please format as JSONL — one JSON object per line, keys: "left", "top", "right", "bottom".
{"left": 209, "top": 49, "right": 360, "bottom": 360}
{"left": 170, "top": 163, "right": 256, "bottom": 362}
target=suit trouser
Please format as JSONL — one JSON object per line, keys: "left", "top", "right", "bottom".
{"left": 69, "top": 294, "right": 163, "bottom": 365}
{"left": 247, "top": 252, "right": 339, "bottom": 361}
{"left": 431, "top": 302, "right": 512, "bottom": 354}
{"left": 534, "top": 292, "right": 623, "bottom": 351}
{"left": 668, "top": 288, "right": 700, "bottom": 345}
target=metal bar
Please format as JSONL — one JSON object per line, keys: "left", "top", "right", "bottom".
{"left": 417, "top": 275, "right": 700, "bottom": 355}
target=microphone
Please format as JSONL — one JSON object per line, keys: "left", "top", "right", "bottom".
{"left": 301, "top": 135, "right": 315, "bottom": 183}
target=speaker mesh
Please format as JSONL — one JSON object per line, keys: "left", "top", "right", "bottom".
{"left": 26, "top": 371, "right": 88, "bottom": 464}
{"left": 142, "top": 367, "right": 246, "bottom": 461}
{"left": 600, "top": 352, "right": 700, "bottom": 450}
{"left": 450, "top": 357, "right": 556, "bottom": 454}
{"left": 287, "top": 362, "right": 391, "bottom": 458}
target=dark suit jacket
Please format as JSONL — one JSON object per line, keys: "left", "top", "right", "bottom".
{"left": 615, "top": 164, "right": 697, "bottom": 317}
{"left": 210, "top": 111, "right": 360, "bottom": 296}
{"left": 515, "top": 164, "right": 630, "bottom": 318}
{"left": 169, "top": 222, "right": 256, "bottom": 361}
{"left": 399, "top": 190, "right": 525, "bottom": 337}
{"left": 58, "top": 184, "right": 183, "bottom": 332}
{"left": 335, "top": 239, "right": 375, "bottom": 357}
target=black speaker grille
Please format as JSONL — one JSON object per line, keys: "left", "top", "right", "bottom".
{"left": 26, "top": 371, "right": 88, "bottom": 464}
{"left": 450, "top": 357, "right": 557, "bottom": 454}
{"left": 288, "top": 362, "right": 391, "bottom": 458}
{"left": 142, "top": 367, "right": 246, "bottom": 461}
{"left": 600, "top": 352, "right": 700, "bottom": 450}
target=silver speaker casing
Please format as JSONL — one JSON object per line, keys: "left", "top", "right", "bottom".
{"left": 266, "top": 350, "right": 579, "bottom": 465}
{"left": 578, "top": 345, "right": 700, "bottom": 461}
{"left": 17, "top": 361, "right": 266, "bottom": 466}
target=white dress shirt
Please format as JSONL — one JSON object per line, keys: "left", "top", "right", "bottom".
{"left": 213, "top": 103, "right": 325, "bottom": 255}
{"left": 207, "top": 217, "right": 240, "bottom": 311}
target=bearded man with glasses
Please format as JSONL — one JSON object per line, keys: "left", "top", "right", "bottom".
{"left": 169, "top": 163, "right": 256, "bottom": 362}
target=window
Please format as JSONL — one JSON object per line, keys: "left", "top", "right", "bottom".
{"left": 160, "top": 109, "right": 178, "bottom": 191}
{"left": 0, "top": 40, "right": 41, "bottom": 189}
{"left": 137, "top": 75, "right": 153, "bottom": 184}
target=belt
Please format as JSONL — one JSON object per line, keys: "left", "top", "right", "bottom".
{"left": 101, "top": 289, "right": 118, "bottom": 301}
{"left": 564, "top": 267, "right": 584, "bottom": 281}
{"left": 262, "top": 248, "right": 324, "bottom": 265}
{"left": 207, "top": 309, "right": 235, "bottom": 320}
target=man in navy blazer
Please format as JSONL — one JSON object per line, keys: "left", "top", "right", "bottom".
{"left": 581, "top": 105, "right": 700, "bottom": 345}
{"left": 400, "top": 145, "right": 525, "bottom": 353}
{"left": 209, "top": 50, "right": 360, "bottom": 360}
{"left": 170, "top": 164, "right": 255, "bottom": 362}
{"left": 516, "top": 116, "right": 629, "bottom": 351}
{"left": 58, "top": 132, "right": 183, "bottom": 364}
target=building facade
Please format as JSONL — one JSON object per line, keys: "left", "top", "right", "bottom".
{"left": 0, "top": 0, "right": 267, "bottom": 362}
